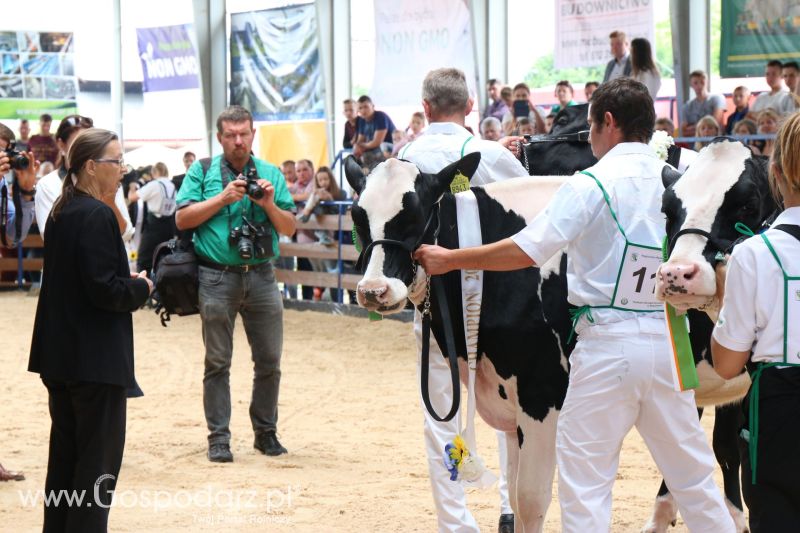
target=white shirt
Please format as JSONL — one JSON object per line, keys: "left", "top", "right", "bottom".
{"left": 138, "top": 177, "right": 177, "bottom": 217}
{"left": 632, "top": 69, "right": 662, "bottom": 99}
{"left": 608, "top": 54, "right": 630, "bottom": 81}
{"left": 399, "top": 122, "right": 527, "bottom": 185}
{"left": 713, "top": 207, "right": 800, "bottom": 363}
{"left": 512, "top": 142, "right": 667, "bottom": 332}
{"left": 35, "top": 168, "right": 134, "bottom": 241}
{"left": 751, "top": 89, "right": 796, "bottom": 115}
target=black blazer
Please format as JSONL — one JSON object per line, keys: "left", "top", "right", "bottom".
{"left": 29, "top": 195, "right": 150, "bottom": 389}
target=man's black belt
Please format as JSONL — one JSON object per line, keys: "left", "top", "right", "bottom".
{"left": 198, "top": 258, "right": 271, "bottom": 273}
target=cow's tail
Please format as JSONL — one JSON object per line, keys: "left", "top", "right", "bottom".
{"left": 693, "top": 359, "right": 751, "bottom": 407}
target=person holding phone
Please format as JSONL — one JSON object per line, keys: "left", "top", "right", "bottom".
{"left": 502, "top": 82, "right": 546, "bottom": 136}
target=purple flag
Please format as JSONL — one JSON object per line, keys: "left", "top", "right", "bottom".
{"left": 136, "top": 24, "right": 199, "bottom": 92}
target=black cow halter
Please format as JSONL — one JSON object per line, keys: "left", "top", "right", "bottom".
{"left": 668, "top": 227, "right": 734, "bottom": 263}
{"left": 355, "top": 199, "right": 462, "bottom": 422}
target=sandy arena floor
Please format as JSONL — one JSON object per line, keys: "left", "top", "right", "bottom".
{"left": 0, "top": 291, "right": 733, "bottom": 531}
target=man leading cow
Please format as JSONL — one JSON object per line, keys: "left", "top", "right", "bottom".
{"left": 397, "top": 67, "right": 528, "bottom": 533}
{"left": 415, "top": 77, "right": 735, "bottom": 532}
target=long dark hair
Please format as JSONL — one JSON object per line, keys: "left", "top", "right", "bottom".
{"left": 315, "top": 166, "right": 344, "bottom": 200}
{"left": 630, "top": 37, "right": 658, "bottom": 75}
{"left": 51, "top": 129, "right": 118, "bottom": 221}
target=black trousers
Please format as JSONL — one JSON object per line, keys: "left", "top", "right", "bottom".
{"left": 42, "top": 379, "right": 127, "bottom": 533}
{"left": 741, "top": 366, "right": 800, "bottom": 533}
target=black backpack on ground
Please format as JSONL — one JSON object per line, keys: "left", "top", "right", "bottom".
{"left": 150, "top": 158, "right": 211, "bottom": 326}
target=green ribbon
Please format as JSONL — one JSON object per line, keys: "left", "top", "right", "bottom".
{"left": 661, "top": 236, "right": 699, "bottom": 391}
{"left": 748, "top": 362, "right": 780, "bottom": 484}
{"left": 567, "top": 305, "right": 601, "bottom": 343}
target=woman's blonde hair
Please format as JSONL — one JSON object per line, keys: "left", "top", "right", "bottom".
{"left": 757, "top": 108, "right": 780, "bottom": 129}
{"left": 771, "top": 111, "right": 800, "bottom": 202}
{"left": 51, "top": 129, "right": 118, "bottom": 220}
{"left": 696, "top": 115, "right": 720, "bottom": 135}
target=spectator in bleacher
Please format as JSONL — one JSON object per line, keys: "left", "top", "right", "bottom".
{"left": 0, "top": 122, "right": 37, "bottom": 247}
{"left": 545, "top": 110, "right": 557, "bottom": 133}
{"left": 584, "top": 81, "right": 599, "bottom": 102}
{"left": 127, "top": 162, "right": 177, "bottom": 276}
{"left": 681, "top": 70, "right": 725, "bottom": 137}
{"left": 342, "top": 98, "right": 358, "bottom": 150}
{"left": 280, "top": 160, "right": 298, "bottom": 195}
{"left": 480, "top": 117, "right": 502, "bottom": 141}
{"left": 751, "top": 60, "right": 795, "bottom": 117}
{"left": 171, "top": 151, "right": 196, "bottom": 193}
{"left": 732, "top": 119, "right": 757, "bottom": 150}
{"left": 352, "top": 95, "right": 396, "bottom": 160}
{"left": 293, "top": 158, "right": 317, "bottom": 300}
{"left": 602, "top": 30, "right": 631, "bottom": 83}
{"left": 655, "top": 117, "right": 676, "bottom": 135}
{"left": 407, "top": 111, "right": 426, "bottom": 141}
{"left": 517, "top": 117, "right": 535, "bottom": 136}
{"left": 630, "top": 37, "right": 661, "bottom": 98}
{"left": 483, "top": 79, "right": 509, "bottom": 121}
{"left": 550, "top": 80, "right": 578, "bottom": 115}
{"left": 783, "top": 61, "right": 799, "bottom": 94}
{"left": 500, "top": 86, "right": 513, "bottom": 110}
{"left": 501, "top": 82, "right": 546, "bottom": 136}
{"left": 725, "top": 86, "right": 751, "bottom": 135}
{"left": 28, "top": 113, "right": 59, "bottom": 165}
{"left": 390, "top": 129, "right": 408, "bottom": 157}
{"left": 16, "top": 119, "right": 30, "bottom": 152}
{"left": 35, "top": 115, "right": 134, "bottom": 243}
{"left": 694, "top": 115, "right": 721, "bottom": 151}
{"left": 753, "top": 108, "right": 779, "bottom": 157}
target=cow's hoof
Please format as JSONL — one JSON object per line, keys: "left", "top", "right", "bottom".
{"left": 725, "top": 498, "right": 748, "bottom": 532}
{"left": 641, "top": 493, "right": 678, "bottom": 533}
{"left": 498, "top": 513, "right": 514, "bottom": 533}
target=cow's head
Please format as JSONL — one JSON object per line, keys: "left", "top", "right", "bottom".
{"left": 524, "top": 103, "right": 597, "bottom": 176}
{"left": 345, "top": 153, "right": 481, "bottom": 314}
{"left": 656, "top": 139, "right": 772, "bottom": 314}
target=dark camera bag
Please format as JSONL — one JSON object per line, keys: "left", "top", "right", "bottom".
{"left": 150, "top": 157, "right": 211, "bottom": 326}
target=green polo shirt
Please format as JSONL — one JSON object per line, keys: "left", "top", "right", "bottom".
{"left": 175, "top": 155, "right": 295, "bottom": 265}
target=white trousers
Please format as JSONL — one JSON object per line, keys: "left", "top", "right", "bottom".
{"left": 414, "top": 312, "right": 511, "bottom": 533}
{"left": 556, "top": 318, "right": 735, "bottom": 533}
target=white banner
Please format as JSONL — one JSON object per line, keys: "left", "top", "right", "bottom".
{"left": 371, "top": 0, "right": 477, "bottom": 106}
{"left": 554, "top": 0, "right": 654, "bottom": 69}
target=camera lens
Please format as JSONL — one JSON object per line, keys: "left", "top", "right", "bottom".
{"left": 6, "top": 150, "right": 29, "bottom": 170}
{"left": 238, "top": 237, "right": 254, "bottom": 260}
{"left": 247, "top": 182, "right": 264, "bottom": 199}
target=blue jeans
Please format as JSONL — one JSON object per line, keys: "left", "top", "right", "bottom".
{"left": 198, "top": 263, "right": 283, "bottom": 445}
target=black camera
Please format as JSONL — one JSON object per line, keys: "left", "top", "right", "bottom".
{"left": 229, "top": 216, "right": 272, "bottom": 260}
{"left": 241, "top": 167, "right": 263, "bottom": 200}
{"left": 4, "top": 142, "right": 29, "bottom": 171}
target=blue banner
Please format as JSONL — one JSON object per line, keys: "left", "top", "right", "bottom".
{"left": 136, "top": 24, "right": 199, "bottom": 92}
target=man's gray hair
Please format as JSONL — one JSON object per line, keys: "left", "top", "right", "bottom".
{"left": 422, "top": 68, "right": 469, "bottom": 116}
{"left": 216, "top": 105, "right": 253, "bottom": 133}
{"left": 480, "top": 116, "right": 501, "bottom": 134}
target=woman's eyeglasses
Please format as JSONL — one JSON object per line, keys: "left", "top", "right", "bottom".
{"left": 95, "top": 158, "right": 125, "bottom": 168}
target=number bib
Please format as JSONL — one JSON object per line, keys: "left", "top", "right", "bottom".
{"left": 612, "top": 242, "right": 662, "bottom": 311}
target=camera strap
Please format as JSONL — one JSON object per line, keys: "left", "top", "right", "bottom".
{"left": 0, "top": 178, "right": 8, "bottom": 248}
{"left": 0, "top": 176, "right": 23, "bottom": 248}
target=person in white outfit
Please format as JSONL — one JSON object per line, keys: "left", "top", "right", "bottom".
{"left": 712, "top": 112, "right": 800, "bottom": 532}
{"left": 415, "top": 77, "right": 735, "bottom": 532}
{"left": 127, "top": 161, "right": 177, "bottom": 275}
{"left": 400, "top": 67, "right": 528, "bottom": 533}
{"left": 35, "top": 115, "right": 133, "bottom": 243}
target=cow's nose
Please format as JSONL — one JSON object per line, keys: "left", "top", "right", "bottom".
{"left": 659, "top": 262, "right": 701, "bottom": 295}
{"left": 359, "top": 280, "right": 389, "bottom": 304}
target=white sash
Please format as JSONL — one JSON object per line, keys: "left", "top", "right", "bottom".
{"left": 455, "top": 189, "right": 497, "bottom": 488}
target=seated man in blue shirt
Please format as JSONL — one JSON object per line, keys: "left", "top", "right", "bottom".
{"left": 352, "top": 95, "right": 396, "bottom": 161}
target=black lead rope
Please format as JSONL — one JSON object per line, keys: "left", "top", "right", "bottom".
{"left": 420, "top": 275, "right": 461, "bottom": 422}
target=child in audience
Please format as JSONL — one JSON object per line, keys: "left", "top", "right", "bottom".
{"left": 726, "top": 86, "right": 751, "bottom": 134}
{"left": 517, "top": 117, "right": 535, "bottom": 136}
{"left": 694, "top": 114, "right": 720, "bottom": 151}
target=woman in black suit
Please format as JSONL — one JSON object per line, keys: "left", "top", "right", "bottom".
{"left": 28, "top": 129, "right": 152, "bottom": 533}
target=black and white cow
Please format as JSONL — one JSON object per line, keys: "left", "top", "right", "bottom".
{"left": 649, "top": 139, "right": 776, "bottom": 532}
{"left": 346, "top": 153, "right": 573, "bottom": 532}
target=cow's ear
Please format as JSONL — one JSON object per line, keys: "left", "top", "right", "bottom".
{"left": 433, "top": 152, "right": 482, "bottom": 190}
{"left": 662, "top": 165, "right": 682, "bottom": 189}
{"left": 345, "top": 155, "right": 366, "bottom": 194}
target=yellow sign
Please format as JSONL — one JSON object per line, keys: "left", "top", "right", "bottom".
{"left": 257, "top": 120, "right": 329, "bottom": 169}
